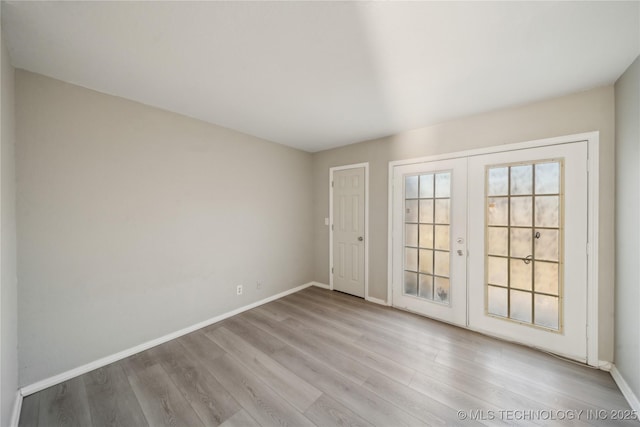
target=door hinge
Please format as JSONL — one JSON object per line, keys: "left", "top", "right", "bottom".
{"left": 331, "top": 181, "right": 334, "bottom": 187}
{"left": 331, "top": 224, "right": 334, "bottom": 231}
{"left": 331, "top": 267, "right": 334, "bottom": 274}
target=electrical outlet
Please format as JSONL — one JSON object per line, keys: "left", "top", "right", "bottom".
{"left": 236, "top": 285, "right": 243, "bottom": 295}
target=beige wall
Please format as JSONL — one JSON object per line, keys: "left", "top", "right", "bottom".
{"left": 16, "top": 71, "right": 314, "bottom": 386}
{"left": 312, "top": 86, "right": 616, "bottom": 361}
{"left": 12, "top": 66, "right": 621, "bottom": 386}
{"left": 0, "top": 20, "right": 18, "bottom": 427}
{"left": 614, "top": 56, "right": 640, "bottom": 398}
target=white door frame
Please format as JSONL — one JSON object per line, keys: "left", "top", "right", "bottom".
{"left": 330, "top": 163, "right": 369, "bottom": 299}
{"left": 387, "top": 131, "right": 600, "bottom": 366}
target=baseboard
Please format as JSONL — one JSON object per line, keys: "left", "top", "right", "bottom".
{"left": 598, "top": 360, "right": 613, "bottom": 371}
{"left": 310, "top": 282, "right": 388, "bottom": 306}
{"left": 10, "top": 390, "right": 22, "bottom": 427}
{"left": 20, "top": 281, "right": 315, "bottom": 397}
{"left": 366, "top": 296, "right": 389, "bottom": 306}
{"left": 310, "top": 281, "right": 330, "bottom": 289}
{"left": 611, "top": 365, "right": 640, "bottom": 413}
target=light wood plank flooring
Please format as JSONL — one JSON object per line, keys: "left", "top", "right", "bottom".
{"left": 19, "top": 287, "right": 635, "bottom": 426}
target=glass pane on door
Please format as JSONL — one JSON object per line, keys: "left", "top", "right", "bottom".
{"left": 404, "top": 172, "right": 452, "bottom": 304}
{"left": 485, "top": 161, "right": 563, "bottom": 331}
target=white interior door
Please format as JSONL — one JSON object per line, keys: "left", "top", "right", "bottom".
{"left": 467, "top": 142, "right": 588, "bottom": 361}
{"left": 392, "top": 158, "right": 467, "bottom": 326}
{"left": 332, "top": 166, "right": 366, "bottom": 297}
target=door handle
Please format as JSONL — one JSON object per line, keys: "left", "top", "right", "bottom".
{"left": 358, "top": 236, "right": 364, "bottom": 242}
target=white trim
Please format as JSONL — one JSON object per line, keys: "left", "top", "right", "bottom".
{"left": 387, "top": 131, "right": 600, "bottom": 364}
{"left": 387, "top": 160, "right": 394, "bottom": 306}
{"left": 10, "top": 391, "right": 22, "bottom": 427}
{"left": 312, "top": 281, "right": 387, "bottom": 305}
{"left": 19, "top": 282, "right": 315, "bottom": 397}
{"left": 310, "top": 281, "right": 330, "bottom": 289}
{"left": 365, "top": 296, "right": 389, "bottom": 306}
{"left": 611, "top": 365, "right": 640, "bottom": 413}
{"left": 329, "top": 169, "right": 334, "bottom": 290}
{"left": 364, "top": 165, "right": 370, "bottom": 300}
{"left": 388, "top": 132, "right": 599, "bottom": 169}
{"left": 329, "top": 163, "right": 369, "bottom": 298}
{"left": 598, "top": 360, "right": 613, "bottom": 372}
{"left": 586, "top": 134, "right": 600, "bottom": 367}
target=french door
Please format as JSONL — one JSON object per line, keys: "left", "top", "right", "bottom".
{"left": 467, "top": 142, "right": 588, "bottom": 361}
{"left": 391, "top": 158, "right": 467, "bottom": 326}
{"left": 391, "top": 141, "right": 589, "bottom": 361}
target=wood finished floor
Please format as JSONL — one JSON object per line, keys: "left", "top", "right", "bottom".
{"left": 19, "top": 287, "right": 635, "bottom": 427}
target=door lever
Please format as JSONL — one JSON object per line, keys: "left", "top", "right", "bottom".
{"left": 358, "top": 236, "right": 364, "bottom": 242}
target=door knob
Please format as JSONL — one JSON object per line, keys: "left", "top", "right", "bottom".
{"left": 358, "top": 236, "right": 364, "bottom": 242}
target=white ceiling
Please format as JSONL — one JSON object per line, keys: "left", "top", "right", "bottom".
{"left": 2, "top": 1, "right": 639, "bottom": 152}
